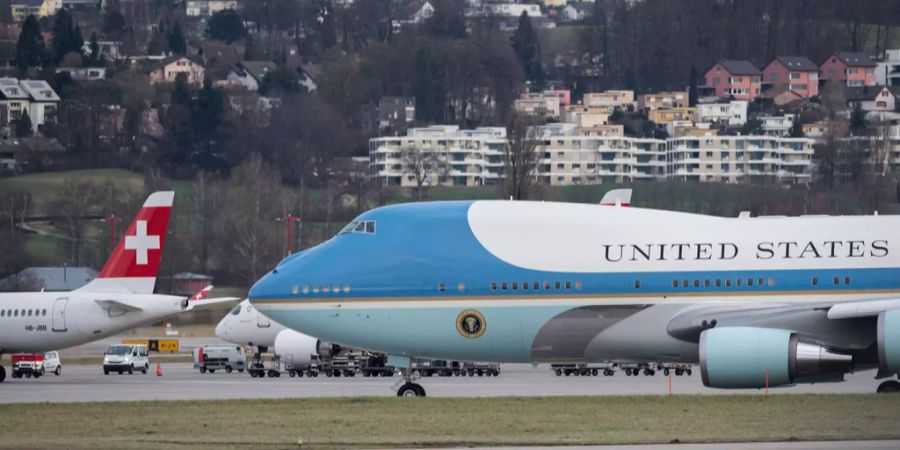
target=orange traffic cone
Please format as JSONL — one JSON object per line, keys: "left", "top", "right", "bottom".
{"left": 156, "top": 362, "right": 163, "bottom": 377}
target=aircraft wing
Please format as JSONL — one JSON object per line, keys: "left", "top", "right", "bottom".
{"left": 185, "top": 296, "right": 241, "bottom": 311}
{"left": 95, "top": 299, "right": 143, "bottom": 312}
{"left": 827, "top": 299, "right": 900, "bottom": 319}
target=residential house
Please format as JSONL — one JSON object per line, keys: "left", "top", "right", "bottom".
{"left": 582, "top": 90, "right": 635, "bottom": 110}
{"left": 514, "top": 97, "right": 560, "bottom": 119}
{"left": 11, "top": 0, "right": 59, "bottom": 21}
{"left": 802, "top": 121, "right": 828, "bottom": 140}
{"left": 762, "top": 56, "right": 819, "bottom": 97}
{"left": 697, "top": 100, "right": 748, "bottom": 126}
{"left": 845, "top": 86, "right": 896, "bottom": 112}
{"left": 83, "top": 40, "right": 125, "bottom": 61}
{"left": 820, "top": 51, "right": 877, "bottom": 87}
{"left": 223, "top": 61, "right": 276, "bottom": 91}
{"left": 185, "top": 0, "right": 237, "bottom": 17}
{"left": 758, "top": 114, "right": 795, "bottom": 137}
{"left": 704, "top": 60, "right": 762, "bottom": 101}
{"left": 468, "top": 3, "right": 543, "bottom": 17}
{"left": 649, "top": 107, "right": 698, "bottom": 124}
{"left": 638, "top": 91, "right": 688, "bottom": 112}
{"left": 561, "top": 105, "right": 609, "bottom": 127}
{"left": 0, "top": 79, "right": 59, "bottom": 133}
{"left": 0, "top": 78, "right": 31, "bottom": 128}
{"left": 56, "top": 67, "right": 107, "bottom": 81}
{"left": 146, "top": 56, "right": 205, "bottom": 86}
{"left": 392, "top": 0, "right": 435, "bottom": 30}
{"left": 0, "top": 136, "right": 65, "bottom": 174}
{"left": 876, "top": 49, "right": 900, "bottom": 87}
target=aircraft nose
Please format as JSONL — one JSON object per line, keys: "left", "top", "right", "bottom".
{"left": 214, "top": 320, "right": 228, "bottom": 340}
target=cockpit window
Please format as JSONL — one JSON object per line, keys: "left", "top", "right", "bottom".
{"left": 339, "top": 220, "right": 377, "bottom": 235}
{"left": 230, "top": 305, "right": 241, "bottom": 315}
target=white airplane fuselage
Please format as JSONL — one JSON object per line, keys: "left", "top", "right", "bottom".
{"left": 0, "top": 292, "right": 185, "bottom": 353}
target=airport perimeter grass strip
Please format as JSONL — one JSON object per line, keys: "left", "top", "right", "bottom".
{"left": 0, "top": 395, "right": 898, "bottom": 449}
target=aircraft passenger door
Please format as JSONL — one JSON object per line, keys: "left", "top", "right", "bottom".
{"left": 256, "top": 310, "right": 270, "bottom": 328}
{"left": 52, "top": 298, "right": 68, "bottom": 332}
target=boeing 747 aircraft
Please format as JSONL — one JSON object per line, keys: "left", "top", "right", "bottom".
{"left": 249, "top": 193, "right": 900, "bottom": 396}
{"left": 0, "top": 192, "right": 235, "bottom": 382}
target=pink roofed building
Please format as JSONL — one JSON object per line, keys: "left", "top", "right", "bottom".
{"left": 820, "top": 52, "right": 876, "bottom": 87}
{"left": 762, "top": 56, "right": 819, "bottom": 97}
{"left": 704, "top": 60, "right": 762, "bottom": 101}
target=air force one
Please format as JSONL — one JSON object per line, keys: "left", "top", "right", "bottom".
{"left": 0, "top": 191, "right": 235, "bottom": 383}
{"left": 249, "top": 191, "right": 900, "bottom": 396}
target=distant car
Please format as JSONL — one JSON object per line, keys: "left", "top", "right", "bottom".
{"left": 103, "top": 344, "right": 149, "bottom": 375}
{"left": 193, "top": 346, "right": 246, "bottom": 374}
{"left": 11, "top": 353, "right": 44, "bottom": 379}
{"left": 43, "top": 351, "right": 62, "bottom": 376}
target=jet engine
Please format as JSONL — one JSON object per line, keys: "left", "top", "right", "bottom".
{"left": 878, "top": 310, "right": 900, "bottom": 374}
{"left": 273, "top": 329, "right": 320, "bottom": 369}
{"left": 700, "top": 327, "right": 852, "bottom": 389}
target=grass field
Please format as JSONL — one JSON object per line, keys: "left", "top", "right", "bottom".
{"left": 0, "top": 395, "right": 897, "bottom": 449}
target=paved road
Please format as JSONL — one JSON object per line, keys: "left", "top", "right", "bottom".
{"left": 0, "top": 362, "right": 888, "bottom": 404}
{"left": 447, "top": 442, "right": 900, "bottom": 450}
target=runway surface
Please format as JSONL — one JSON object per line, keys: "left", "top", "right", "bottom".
{"left": 0, "top": 362, "right": 887, "bottom": 404}
{"left": 451, "top": 442, "right": 900, "bottom": 450}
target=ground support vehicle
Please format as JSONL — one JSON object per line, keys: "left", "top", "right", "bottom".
{"left": 11, "top": 354, "right": 44, "bottom": 379}
{"left": 551, "top": 363, "right": 616, "bottom": 377}
{"left": 193, "top": 346, "right": 247, "bottom": 374}
{"left": 461, "top": 361, "right": 501, "bottom": 377}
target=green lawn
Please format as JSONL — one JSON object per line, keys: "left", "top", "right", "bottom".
{"left": 0, "top": 395, "right": 897, "bottom": 449}
{"left": 0, "top": 169, "right": 145, "bottom": 217}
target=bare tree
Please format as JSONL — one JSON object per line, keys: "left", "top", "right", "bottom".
{"left": 55, "top": 180, "right": 101, "bottom": 266}
{"left": 0, "top": 191, "right": 30, "bottom": 279}
{"left": 503, "top": 113, "right": 541, "bottom": 200}
{"left": 401, "top": 146, "right": 447, "bottom": 200}
{"left": 864, "top": 122, "right": 894, "bottom": 212}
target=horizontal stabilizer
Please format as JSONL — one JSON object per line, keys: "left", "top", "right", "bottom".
{"left": 95, "top": 299, "right": 143, "bottom": 312}
{"left": 186, "top": 297, "right": 241, "bottom": 311}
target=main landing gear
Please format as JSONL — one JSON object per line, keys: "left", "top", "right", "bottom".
{"left": 0, "top": 352, "right": 5, "bottom": 383}
{"left": 395, "top": 368, "right": 426, "bottom": 397}
{"left": 877, "top": 379, "right": 900, "bottom": 394}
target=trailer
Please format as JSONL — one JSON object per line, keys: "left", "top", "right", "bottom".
{"left": 359, "top": 353, "right": 394, "bottom": 377}
{"left": 551, "top": 363, "right": 616, "bottom": 377}
{"left": 656, "top": 363, "right": 693, "bottom": 376}
{"left": 461, "top": 361, "right": 501, "bottom": 377}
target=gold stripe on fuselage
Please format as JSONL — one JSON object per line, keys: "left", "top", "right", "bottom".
{"left": 251, "top": 287, "right": 900, "bottom": 305}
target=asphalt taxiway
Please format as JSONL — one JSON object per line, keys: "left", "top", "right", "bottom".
{"left": 0, "top": 362, "right": 887, "bottom": 404}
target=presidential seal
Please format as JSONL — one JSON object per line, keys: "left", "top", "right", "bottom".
{"left": 456, "top": 309, "right": 486, "bottom": 338}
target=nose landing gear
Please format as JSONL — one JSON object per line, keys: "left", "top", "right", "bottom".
{"left": 395, "top": 368, "right": 426, "bottom": 397}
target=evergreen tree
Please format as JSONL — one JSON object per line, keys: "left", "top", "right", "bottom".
{"left": 51, "top": 8, "right": 83, "bottom": 64}
{"left": 102, "top": 0, "right": 126, "bottom": 37}
{"left": 16, "top": 110, "right": 33, "bottom": 137}
{"left": 168, "top": 22, "right": 187, "bottom": 55}
{"left": 205, "top": 9, "right": 246, "bottom": 44}
{"left": 191, "top": 79, "right": 227, "bottom": 170}
{"left": 88, "top": 32, "right": 100, "bottom": 65}
{"left": 510, "top": 12, "right": 544, "bottom": 89}
{"left": 258, "top": 64, "right": 303, "bottom": 97}
{"left": 789, "top": 118, "right": 804, "bottom": 137}
{"left": 413, "top": 48, "right": 435, "bottom": 122}
{"left": 15, "top": 15, "right": 45, "bottom": 73}
{"left": 688, "top": 66, "right": 698, "bottom": 107}
{"left": 850, "top": 103, "right": 867, "bottom": 135}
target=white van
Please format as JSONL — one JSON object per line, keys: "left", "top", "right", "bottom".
{"left": 103, "top": 344, "right": 149, "bottom": 375}
{"left": 43, "top": 351, "right": 62, "bottom": 376}
{"left": 193, "top": 346, "right": 246, "bottom": 374}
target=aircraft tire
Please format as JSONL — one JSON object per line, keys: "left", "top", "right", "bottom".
{"left": 877, "top": 380, "right": 900, "bottom": 394}
{"left": 0, "top": 365, "right": 5, "bottom": 382}
{"left": 397, "top": 383, "right": 426, "bottom": 397}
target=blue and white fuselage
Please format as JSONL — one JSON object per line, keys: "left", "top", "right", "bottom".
{"left": 248, "top": 200, "right": 900, "bottom": 369}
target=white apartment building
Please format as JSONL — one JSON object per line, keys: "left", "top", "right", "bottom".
{"left": 514, "top": 97, "right": 560, "bottom": 119}
{"left": 186, "top": 0, "right": 237, "bottom": 17}
{"left": 759, "top": 114, "right": 795, "bottom": 137}
{"left": 369, "top": 126, "right": 506, "bottom": 187}
{"left": 668, "top": 136, "right": 813, "bottom": 184}
{"left": 639, "top": 91, "right": 688, "bottom": 112}
{"left": 697, "top": 100, "right": 748, "bottom": 126}
{"left": 369, "top": 125, "right": 815, "bottom": 188}
{"left": 535, "top": 124, "right": 666, "bottom": 185}
{"left": 876, "top": 49, "right": 900, "bottom": 87}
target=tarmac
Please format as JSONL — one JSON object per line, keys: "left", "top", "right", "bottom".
{"left": 0, "top": 361, "right": 888, "bottom": 404}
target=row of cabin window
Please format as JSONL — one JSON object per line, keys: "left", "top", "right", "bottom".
{"left": 487, "top": 280, "right": 582, "bottom": 292}
{"left": 1, "top": 308, "right": 47, "bottom": 318}
{"left": 292, "top": 284, "right": 351, "bottom": 295}
{"left": 660, "top": 277, "right": 777, "bottom": 290}
{"left": 811, "top": 276, "right": 852, "bottom": 286}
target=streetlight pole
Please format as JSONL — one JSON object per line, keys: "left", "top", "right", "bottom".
{"left": 100, "top": 214, "right": 121, "bottom": 255}
{"left": 276, "top": 214, "right": 301, "bottom": 256}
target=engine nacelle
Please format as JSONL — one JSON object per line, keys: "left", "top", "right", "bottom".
{"left": 878, "top": 310, "right": 900, "bottom": 374}
{"left": 700, "top": 327, "right": 852, "bottom": 389}
{"left": 273, "top": 329, "right": 320, "bottom": 369}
